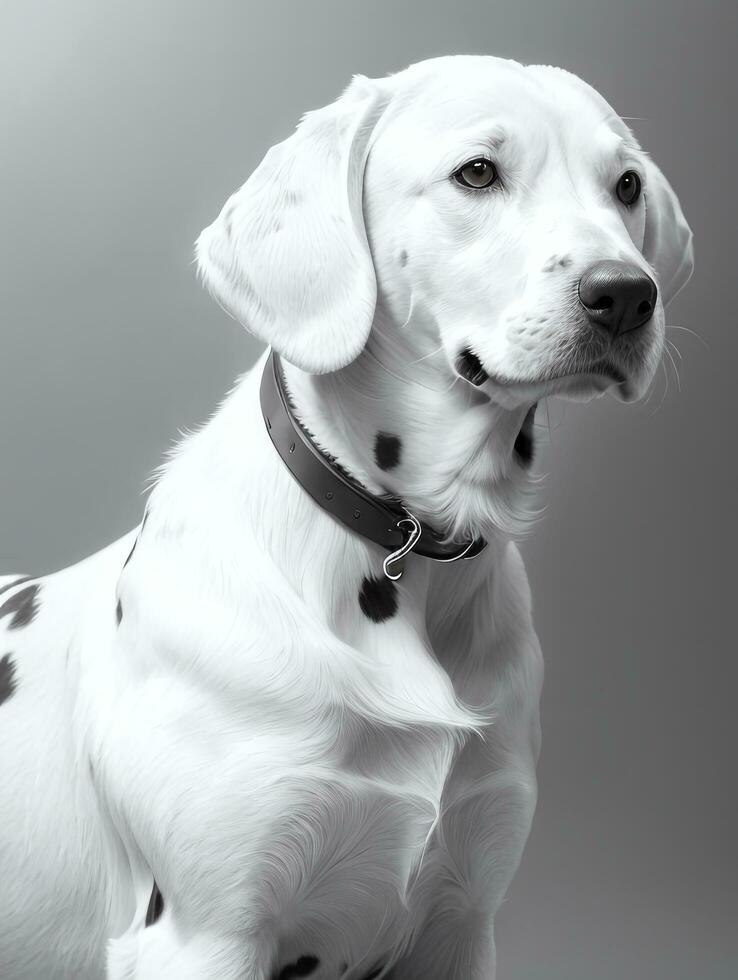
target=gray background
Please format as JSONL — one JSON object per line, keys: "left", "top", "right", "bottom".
{"left": 1, "top": 1, "right": 735, "bottom": 977}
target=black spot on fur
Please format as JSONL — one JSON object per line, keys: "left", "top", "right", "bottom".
{"left": 399, "top": 249, "right": 409, "bottom": 267}
{"left": 0, "top": 654, "right": 18, "bottom": 705}
{"left": 0, "top": 576, "right": 32, "bottom": 599}
{"left": 514, "top": 404, "right": 537, "bottom": 466}
{"left": 361, "top": 968, "right": 385, "bottom": 980}
{"left": 115, "top": 600, "right": 123, "bottom": 626}
{"left": 374, "top": 432, "right": 402, "bottom": 471}
{"left": 0, "top": 584, "right": 41, "bottom": 630}
{"left": 274, "top": 955, "right": 320, "bottom": 979}
{"left": 358, "top": 574, "right": 398, "bottom": 623}
{"left": 145, "top": 882, "right": 164, "bottom": 926}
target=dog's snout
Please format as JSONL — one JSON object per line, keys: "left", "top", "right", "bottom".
{"left": 577, "top": 260, "right": 658, "bottom": 337}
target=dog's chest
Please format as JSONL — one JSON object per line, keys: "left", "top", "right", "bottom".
{"left": 108, "top": 519, "right": 486, "bottom": 973}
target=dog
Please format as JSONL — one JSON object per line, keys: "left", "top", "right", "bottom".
{"left": 0, "top": 54, "right": 693, "bottom": 979}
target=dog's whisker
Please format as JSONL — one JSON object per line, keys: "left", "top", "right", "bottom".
{"left": 360, "top": 342, "right": 452, "bottom": 394}
{"left": 643, "top": 346, "right": 669, "bottom": 411}
{"left": 666, "top": 323, "right": 709, "bottom": 350}
{"left": 399, "top": 290, "right": 416, "bottom": 331}
{"left": 665, "top": 337, "right": 683, "bottom": 363}
{"left": 655, "top": 358, "right": 670, "bottom": 412}
{"left": 440, "top": 372, "right": 463, "bottom": 395}
{"left": 643, "top": 360, "right": 661, "bottom": 412}
{"left": 408, "top": 344, "right": 446, "bottom": 367}
{"left": 663, "top": 341, "right": 681, "bottom": 392}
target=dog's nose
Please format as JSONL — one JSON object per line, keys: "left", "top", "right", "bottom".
{"left": 577, "top": 260, "right": 658, "bottom": 336}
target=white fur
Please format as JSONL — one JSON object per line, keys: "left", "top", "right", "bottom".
{"left": 0, "top": 54, "right": 692, "bottom": 979}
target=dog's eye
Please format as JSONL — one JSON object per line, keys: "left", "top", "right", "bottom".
{"left": 453, "top": 158, "right": 499, "bottom": 189}
{"left": 615, "top": 170, "right": 642, "bottom": 206}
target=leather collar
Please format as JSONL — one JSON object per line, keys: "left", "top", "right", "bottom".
{"left": 259, "top": 349, "right": 487, "bottom": 579}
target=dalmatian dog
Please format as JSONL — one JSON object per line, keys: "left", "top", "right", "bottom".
{"left": 0, "top": 54, "right": 693, "bottom": 979}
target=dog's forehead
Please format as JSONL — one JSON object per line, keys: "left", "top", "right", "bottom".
{"left": 388, "top": 57, "right": 545, "bottom": 125}
{"left": 382, "top": 56, "right": 625, "bottom": 151}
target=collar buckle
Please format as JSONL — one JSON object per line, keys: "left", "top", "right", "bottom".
{"left": 383, "top": 508, "right": 488, "bottom": 580}
{"left": 382, "top": 510, "right": 423, "bottom": 581}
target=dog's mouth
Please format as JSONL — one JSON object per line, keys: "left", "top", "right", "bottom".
{"left": 455, "top": 348, "right": 633, "bottom": 403}
{"left": 493, "top": 361, "right": 629, "bottom": 397}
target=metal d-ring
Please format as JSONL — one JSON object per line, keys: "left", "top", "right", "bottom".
{"left": 428, "top": 536, "right": 479, "bottom": 563}
{"left": 383, "top": 511, "right": 423, "bottom": 581}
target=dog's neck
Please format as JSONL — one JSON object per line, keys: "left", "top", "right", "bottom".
{"left": 279, "top": 304, "right": 539, "bottom": 544}
{"left": 149, "top": 311, "right": 535, "bottom": 652}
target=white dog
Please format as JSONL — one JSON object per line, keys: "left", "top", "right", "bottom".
{"left": 0, "top": 55, "right": 693, "bottom": 979}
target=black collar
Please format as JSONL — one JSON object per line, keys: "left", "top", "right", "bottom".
{"left": 259, "top": 349, "right": 487, "bottom": 579}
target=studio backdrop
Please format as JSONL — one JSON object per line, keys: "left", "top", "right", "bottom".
{"left": 1, "top": 2, "right": 735, "bottom": 978}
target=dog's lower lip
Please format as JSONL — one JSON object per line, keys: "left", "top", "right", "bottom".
{"left": 565, "top": 363, "right": 627, "bottom": 386}
{"left": 579, "top": 363, "right": 627, "bottom": 385}
{"left": 487, "top": 362, "right": 628, "bottom": 389}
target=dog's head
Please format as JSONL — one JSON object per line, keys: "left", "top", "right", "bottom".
{"left": 197, "top": 54, "right": 693, "bottom": 407}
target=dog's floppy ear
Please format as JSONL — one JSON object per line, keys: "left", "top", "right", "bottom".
{"left": 196, "top": 74, "right": 391, "bottom": 374}
{"left": 641, "top": 156, "right": 694, "bottom": 307}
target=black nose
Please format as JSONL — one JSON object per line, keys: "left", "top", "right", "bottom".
{"left": 577, "top": 260, "right": 658, "bottom": 337}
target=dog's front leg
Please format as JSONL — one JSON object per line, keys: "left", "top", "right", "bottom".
{"left": 390, "top": 542, "right": 544, "bottom": 979}
{"left": 103, "top": 847, "right": 272, "bottom": 980}
{"left": 388, "top": 763, "right": 539, "bottom": 980}
{"left": 107, "top": 916, "right": 270, "bottom": 980}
